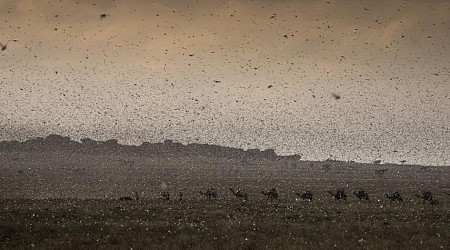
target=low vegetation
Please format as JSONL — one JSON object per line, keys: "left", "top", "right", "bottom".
{"left": 0, "top": 147, "right": 448, "bottom": 249}
{"left": 0, "top": 198, "right": 449, "bottom": 249}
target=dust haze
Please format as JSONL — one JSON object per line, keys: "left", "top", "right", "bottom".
{"left": 1, "top": 0, "right": 449, "bottom": 165}
{"left": 1, "top": 0, "right": 449, "bottom": 249}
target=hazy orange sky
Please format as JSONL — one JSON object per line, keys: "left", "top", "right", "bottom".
{"left": 1, "top": 0, "right": 449, "bottom": 165}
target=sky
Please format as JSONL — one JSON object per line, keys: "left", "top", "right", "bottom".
{"left": 0, "top": 0, "right": 449, "bottom": 165}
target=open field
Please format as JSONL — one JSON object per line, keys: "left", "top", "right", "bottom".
{"left": 0, "top": 151, "right": 449, "bottom": 249}
{"left": 1, "top": 198, "right": 449, "bottom": 250}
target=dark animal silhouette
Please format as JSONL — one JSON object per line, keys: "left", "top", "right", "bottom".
{"left": 429, "top": 200, "right": 439, "bottom": 205}
{"left": 353, "top": 190, "right": 369, "bottom": 201}
{"left": 328, "top": 189, "right": 347, "bottom": 201}
{"left": 119, "top": 191, "right": 139, "bottom": 201}
{"left": 261, "top": 188, "right": 279, "bottom": 200}
{"left": 178, "top": 192, "right": 183, "bottom": 202}
{"left": 229, "top": 188, "right": 248, "bottom": 201}
{"left": 158, "top": 191, "right": 170, "bottom": 201}
{"left": 0, "top": 43, "right": 7, "bottom": 51}
{"left": 100, "top": 14, "right": 109, "bottom": 20}
{"left": 295, "top": 191, "right": 313, "bottom": 201}
{"left": 415, "top": 191, "right": 437, "bottom": 205}
{"left": 386, "top": 191, "right": 403, "bottom": 203}
{"left": 199, "top": 188, "right": 218, "bottom": 201}
{"left": 375, "top": 168, "right": 388, "bottom": 177}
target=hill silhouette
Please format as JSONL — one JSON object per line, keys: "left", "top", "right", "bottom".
{"left": 0, "top": 134, "right": 301, "bottom": 161}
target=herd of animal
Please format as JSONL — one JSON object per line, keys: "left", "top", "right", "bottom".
{"left": 119, "top": 189, "right": 440, "bottom": 205}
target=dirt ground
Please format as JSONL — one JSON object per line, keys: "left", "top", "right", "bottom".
{"left": 0, "top": 151, "right": 449, "bottom": 249}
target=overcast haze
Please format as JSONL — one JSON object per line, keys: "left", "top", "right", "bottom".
{"left": 1, "top": 0, "right": 449, "bottom": 165}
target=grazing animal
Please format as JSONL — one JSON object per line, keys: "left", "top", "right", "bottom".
{"left": 158, "top": 191, "right": 170, "bottom": 201}
{"left": 178, "top": 192, "right": 184, "bottom": 202}
{"left": 415, "top": 191, "right": 436, "bottom": 205}
{"left": 328, "top": 189, "right": 347, "bottom": 201}
{"left": 100, "top": 14, "right": 109, "bottom": 20}
{"left": 119, "top": 192, "right": 139, "bottom": 201}
{"left": 386, "top": 191, "right": 403, "bottom": 203}
{"left": 119, "top": 196, "right": 133, "bottom": 201}
{"left": 229, "top": 188, "right": 248, "bottom": 201}
{"left": 295, "top": 191, "right": 313, "bottom": 201}
{"left": 261, "top": 188, "right": 279, "bottom": 200}
{"left": 375, "top": 168, "right": 388, "bottom": 177}
{"left": 199, "top": 188, "right": 218, "bottom": 201}
{"left": 429, "top": 200, "right": 439, "bottom": 206}
{"left": 353, "top": 189, "right": 370, "bottom": 201}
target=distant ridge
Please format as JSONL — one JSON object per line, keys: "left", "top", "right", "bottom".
{"left": 0, "top": 134, "right": 301, "bottom": 161}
